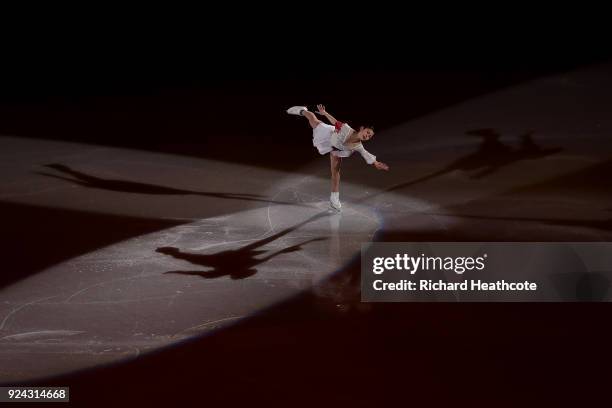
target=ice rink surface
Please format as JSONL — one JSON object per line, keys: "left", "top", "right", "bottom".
{"left": 1, "top": 63, "right": 612, "bottom": 382}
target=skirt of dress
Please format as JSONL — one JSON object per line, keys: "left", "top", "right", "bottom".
{"left": 312, "top": 123, "right": 335, "bottom": 155}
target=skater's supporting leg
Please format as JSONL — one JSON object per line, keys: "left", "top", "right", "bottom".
{"left": 330, "top": 154, "right": 341, "bottom": 193}
{"left": 329, "top": 154, "right": 342, "bottom": 210}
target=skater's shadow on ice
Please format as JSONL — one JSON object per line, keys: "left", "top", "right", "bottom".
{"left": 157, "top": 212, "right": 329, "bottom": 279}
{"left": 375, "top": 129, "right": 563, "bottom": 196}
{"left": 36, "top": 163, "right": 300, "bottom": 206}
{"left": 158, "top": 238, "right": 324, "bottom": 280}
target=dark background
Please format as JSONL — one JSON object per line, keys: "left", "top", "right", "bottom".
{"left": 3, "top": 18, "right": 612, "bottom": 406}
{"left": 1, "top": 21, "right": 610, "bottom": 171}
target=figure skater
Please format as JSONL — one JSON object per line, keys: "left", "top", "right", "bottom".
{"left": 287, "top": 104, "right": 389, "bottom": 211}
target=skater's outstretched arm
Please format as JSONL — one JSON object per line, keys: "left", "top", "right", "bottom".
{"left": 316, "top": 104, "right": 338, "bottom": 125}
{"left": 354, "top": 144, "right": 390, "bottom": 171}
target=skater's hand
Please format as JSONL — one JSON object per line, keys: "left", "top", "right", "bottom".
{"left": 373, "top": 161, "right": 389, "bottom": 171}
{"left": 316, "top": 104, "right": 327, "bottom": 114}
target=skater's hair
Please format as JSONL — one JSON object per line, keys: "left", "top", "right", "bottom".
{"left": 362, "top": 125, "right": 375, "bottom": 131}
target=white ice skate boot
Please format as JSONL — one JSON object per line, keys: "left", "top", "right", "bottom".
{"left": 329, "top": 192, "right": 342, "bottom": 211}
{"left": 287, "top": 106, "right": 308, "bottom": 116}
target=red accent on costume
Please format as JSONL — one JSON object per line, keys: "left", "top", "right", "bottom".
{"left": 334, "top": 121, "right": 344, "bottom": 132}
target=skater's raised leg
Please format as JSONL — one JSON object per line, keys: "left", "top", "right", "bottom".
{"left": 287, "top": 106, "right": 321, "bottom": 129}
{"left": 302, "top": 110, "right": 322, "bottom": 129}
